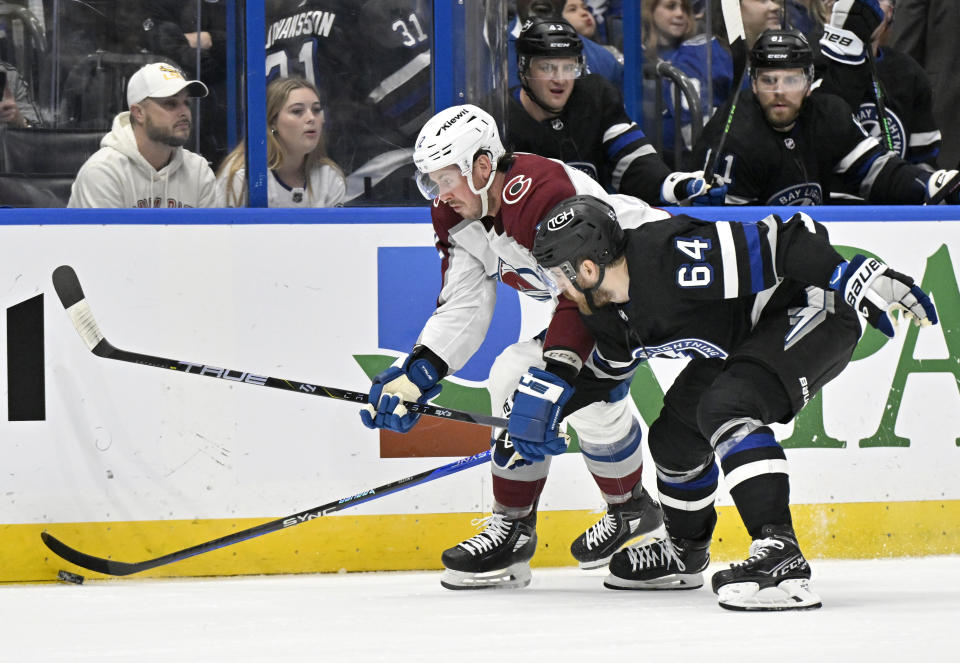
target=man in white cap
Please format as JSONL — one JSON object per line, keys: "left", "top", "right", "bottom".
{"left": 68, "top": 62, "right": 217, "bottom": 208}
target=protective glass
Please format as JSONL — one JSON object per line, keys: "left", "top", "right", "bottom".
{"left": 526, "top": 58, "right": 583, "bottom": 80}
{"left": 754, "top": 72, "right": 810, "bottom": 93}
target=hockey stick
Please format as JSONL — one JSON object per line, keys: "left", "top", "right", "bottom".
{"left": 702, "top": 0, "right": 748, "bottom": 185}
{"left": 51, "top": 265, "right": 507, "bottom": 430}
{"left": 41, "top": 449, "right": 492, "bottom": 576}
{"left": 865, "top": 45, "right": 894, "bottom": 152}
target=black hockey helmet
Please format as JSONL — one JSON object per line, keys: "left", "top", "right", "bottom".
{"left": 749, "top": 28, "right": 814, "bottom": 78}
{"left": 533, "top": 195, "right": 625, "bottom": 293}
{"left": 516, "top": 17, "right": 584, "bottom": 78}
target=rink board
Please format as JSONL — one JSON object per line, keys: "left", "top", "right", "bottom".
{"left": 0, "top": 206, "right": 958, "bottom": 582}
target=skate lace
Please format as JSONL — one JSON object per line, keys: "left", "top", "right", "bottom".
{"left": 733, "top": 537, "right": 784, "bottom": 567}
{"left": 459, "top": 514, "right": 513, "bottom": 556}
{"left": 585, "top": 513, "right": 618, "bottom": 550}
{"left": 625, "top": 538, "right": 684, "bottom": 573}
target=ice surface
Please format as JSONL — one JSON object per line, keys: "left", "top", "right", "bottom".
{"left": 1, "top": 557, "right": 956, "bottom": 662}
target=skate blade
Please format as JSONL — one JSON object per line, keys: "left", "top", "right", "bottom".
{"left": 717, "top": 578, "right": 822, "bottom": 611}
{"left": 577, "top": 532, "right": 662, "bottom": 570}
{"left": 603, "top": 572, "right": 703, "bottom": 591}
{"left": 440, "top": 562, "right": 532, "bottom": 590}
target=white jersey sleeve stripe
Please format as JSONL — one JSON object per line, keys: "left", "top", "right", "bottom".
{"left": 833, "top": 136, "right": 880, "bottom": 174}
{"left": 716, "top": 221, "right": 739, "bottom": 299}
{"left": 610, "top": 144, "right": 657, "bottom": 191}
{"left": 909, "top": 130, "right": 942, "bottom": 147}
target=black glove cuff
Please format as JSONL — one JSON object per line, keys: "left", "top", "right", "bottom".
{"left": 407, "top": 346, "right": 449, "bottom": 380}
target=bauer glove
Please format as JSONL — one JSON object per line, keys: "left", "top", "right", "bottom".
{"left": 925, "top": 170, "right": 960, "bottom": 205}
{"left": 507, "top": 367, "right": 573, "bottom": 463}
{"left": 661, "top": 170, "right": 728, "bottom": 206}
{"left": 830, "top": 254, "right": 938, "bottom": 338}
{"left": 821, "top": 0, "right": 884, "bottom": 65}
{"left": 360, "top": 356, "right": 442, "bottom": 434}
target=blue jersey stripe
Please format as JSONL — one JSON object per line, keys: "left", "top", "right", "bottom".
{"left": 743, "top": 222, "right": 765, "bottom": 293}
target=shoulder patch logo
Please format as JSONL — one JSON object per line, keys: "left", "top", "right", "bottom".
{"left": 502, "top": 174, "right": 533, "bottom": 205}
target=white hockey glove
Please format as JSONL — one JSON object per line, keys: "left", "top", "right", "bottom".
{"left": 661, "top": 170, "right": 728, "bottom": 206}
{"left": 829, "top": 255, "right": 938, "bottom": 338}
{"left": 821, "top": 0, "right": 884, "bottom": 65}
{"left": 925, "top": 170, "right": 960, "bottom": 205}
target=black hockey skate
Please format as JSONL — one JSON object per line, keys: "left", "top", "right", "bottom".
{"left": 570, "top": 489, "right": 664, "bottom": 569}
{"left": 440, "top": 513, "right": 537, "bottom": 590}
{"left": 604, "top": 535, "right": 710, "bottom": 590}
{"left": 711, "top": 524, "right": 822, "bottom": 611}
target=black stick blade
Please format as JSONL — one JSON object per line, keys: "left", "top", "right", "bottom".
{"left": 41, "top": 531, "right": 140, "bottom": 577}
{"left": 52, "top": 265, "right": 86, "bottom": 309}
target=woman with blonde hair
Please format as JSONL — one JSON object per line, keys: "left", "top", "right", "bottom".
{"left": 642, "top": 0, "right": 733, "bottom": 165}
{"left": 216, "top": 77, "right": 345, "bottom": 207}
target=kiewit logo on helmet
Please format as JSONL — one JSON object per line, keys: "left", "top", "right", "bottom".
{"left": 547, "top": 208, "right": 575, "bottom": 230}
{"left": 439, "top": 108, "right": 470, "bottom": 131}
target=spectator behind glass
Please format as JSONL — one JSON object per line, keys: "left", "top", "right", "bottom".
{"left": 891, "top": 0, "right": 960, "bottom": 168}
{"left": 0, "top": 61, "right": 42, "bottom": 128}
{"left": 786, "top": 1, "right": 829, "bottom": 41}
{"left": 508, "top": 0, "right": 624, "bottom": 90}
{"left": 642, "top": 0, "right": 733, "bottom": 163}
{"left": 68, "top": 62, "right": 216, "bottom": 208}
{"left": 216, "top": 77, "right": 345, "bottom": 208}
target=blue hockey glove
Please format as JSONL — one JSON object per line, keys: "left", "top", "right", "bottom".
{"left": 661, "top": 170, "right": 727, "bottom": 206}
{"left": 925, "top": 170, "right": 960, "bottom": 205}
{"left": 830, "top": 255, "right": 938, "bottom": 338}
{"left": 359, "top": 357, "right": 442, "bottom": 433}
{"left": 822, "top": 0, "right": 883, "bottom": 65}
{"left": 507, "top": 367, "right": 574, "bottom": 463}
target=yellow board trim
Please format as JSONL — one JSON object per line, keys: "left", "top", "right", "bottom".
{"left": 5, "top": 500, "right": 959, "bottom": 583}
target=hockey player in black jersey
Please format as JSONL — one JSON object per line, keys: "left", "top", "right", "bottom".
{"left": 532, "top": 195, "right": 938, "bottom": 610}
{"left": 690, "top": 26, "right": 960, "bottom": 206}
{"left": 507, "top": 18, "right": 726, "bottom": 207}
{"left": 817, "top": 0, "right": 941, "bottom": 201}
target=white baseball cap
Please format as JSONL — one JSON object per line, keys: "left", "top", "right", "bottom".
{"left": 127, "top": 62, "right": 209, "bottom": 107}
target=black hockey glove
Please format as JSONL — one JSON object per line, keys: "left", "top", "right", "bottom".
{"left": 821, "top": 0, "right": 883, "bottom": 65}
{"left": 830, "top": 255, "right": 938, "bottom": 338}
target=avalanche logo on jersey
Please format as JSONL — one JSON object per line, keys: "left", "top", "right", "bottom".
{"left": 497, "top": 258, "right": 552, "bottom": 302}
{"left": 855, "top": 103, "right": 906, "bottom": 158}
{"left": 502, "top": 175, "right": 533, "bottom": 205}
{"left": 767, "top": 183, "right": 823, "bottom": 206}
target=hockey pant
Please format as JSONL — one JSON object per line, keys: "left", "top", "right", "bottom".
{"left": 487, "top": 338, "right": 644, "bottom": 519}
{"left": 649, "top": 288, "right": 861, "bottom": 540}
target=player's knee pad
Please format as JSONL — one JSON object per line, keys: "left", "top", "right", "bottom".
{"left": 488, "top": 339, "right": 544, "bottom": 417}
{"left": 647, "top": 414, "right": 713, "bottom": 477}
{"left": 490, "top": 426, "right": 551, "bottom": 480}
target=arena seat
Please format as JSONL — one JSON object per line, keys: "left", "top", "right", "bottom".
{"left": 0, "top": 127, "right": 103, "bottom": 174}
{"left": 0, "top": 173, "right": 73, "bottom": 207}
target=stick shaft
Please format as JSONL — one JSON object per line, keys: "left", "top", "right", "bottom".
{"left": 42, "top": 449, "right": 492, "bottom": 576}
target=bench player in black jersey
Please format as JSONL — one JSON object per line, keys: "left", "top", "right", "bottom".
{"left": 507, "top": 17, "right": 726, "bottom": 207}
{"left": 531, "top": 195, "right": 938, "bottom": 610}
{"left": 691, "top": 27, "right": 960, "bottom": 206}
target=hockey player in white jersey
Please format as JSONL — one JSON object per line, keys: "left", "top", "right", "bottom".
{"left": 360, "top": 104, "right": 670, "bottom": 589}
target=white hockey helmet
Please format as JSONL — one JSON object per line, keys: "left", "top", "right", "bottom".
{"left": 413, "top": 104, "right": 506, "bottom": 202}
